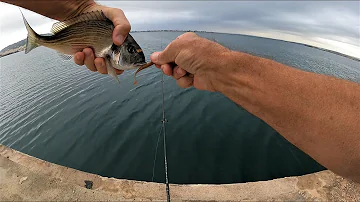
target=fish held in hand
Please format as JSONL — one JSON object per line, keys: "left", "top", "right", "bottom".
{"left": 20, "top": 10, "right": 153, "bottom": 84}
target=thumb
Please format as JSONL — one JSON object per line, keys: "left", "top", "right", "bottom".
{"left": 102, "top": 7, "right": 131, "bottom": 45}
{"left": 150, "top": 42, "right": 181, "bottom": 65}
{"left": 150, "top": 52, "right": 165, "bottom": 64}
{"left": 112, "top": 23, "right": 131, "bottom": 46}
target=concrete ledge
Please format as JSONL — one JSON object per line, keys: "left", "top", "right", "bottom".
{"left": 0, "top": 144, "right": 359, "bottom": 201}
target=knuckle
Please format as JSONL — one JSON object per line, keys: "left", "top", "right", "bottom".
{"left": 122, "top": 23, "right": 131, "bottom": 32}
{"left": 115, "top": 22, "right": 131, "bottom": 33}
{"left": 115, "top": 8, "right": 126, "bottom": 18}
{"left": 183, "top": 32, "right": 198, "bottom": 38}
{"left": 167, "top": 41, "right": 176, "bottom": 50}
{"left": 84, "top": 52, "right": 94, "bottom": 61}
{"left": 84, "top": 48, "right": 92, "bottom": 54}
{"left": 115, "top": 8, "right": 125, "bottom": 14}
{"left": 176, "top": 32, "right": 197, "bottom": 44}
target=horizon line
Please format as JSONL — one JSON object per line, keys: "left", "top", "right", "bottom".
{"left": 1, "top": 29, "right": 359, "bottom": 61}
{"left": 130, "top": 29, "right": 360, "bottom": 60}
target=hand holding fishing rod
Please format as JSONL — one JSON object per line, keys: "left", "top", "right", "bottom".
{"left": 151, "top": 32, "right": 360, "bottom": 183}
{"left": 151, "top": 32, "right": 230, "bottom": 92}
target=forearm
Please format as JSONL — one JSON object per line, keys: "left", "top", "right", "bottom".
{"left": 217, "top": 51, "right": 360, "bottom": 182}
{"left": 1, "top": 0, "right": 96, "bottom": 20}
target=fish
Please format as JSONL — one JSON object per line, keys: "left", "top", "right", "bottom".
{"left": 20, "top": 9, "right": 153, "bottom": 84}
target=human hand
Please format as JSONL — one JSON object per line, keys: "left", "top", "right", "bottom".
{"left": 73, "top": 4, "right": 131, "bottom": 75}
{"left": 150, "top": 32, "right": 231, "bottom": 92}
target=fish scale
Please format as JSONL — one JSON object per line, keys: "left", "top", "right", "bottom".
{"left": 20, "top": 9, "right": 154, "bottom": 85}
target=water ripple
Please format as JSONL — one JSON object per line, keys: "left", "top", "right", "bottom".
{"left": 1, "top": 32, "right": 358, "bottom": 184}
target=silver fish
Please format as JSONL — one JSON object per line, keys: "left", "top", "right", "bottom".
{"left": 21, "top": 10, "right": 153, "bottom": 84}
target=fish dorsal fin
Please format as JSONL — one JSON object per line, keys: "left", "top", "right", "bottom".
{"left": 50, "top": 10, "right": 110, "bottom": 34}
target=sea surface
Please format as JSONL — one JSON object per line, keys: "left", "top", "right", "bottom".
{"left": 1, "top": 31, "right": 359, "bottom": 184}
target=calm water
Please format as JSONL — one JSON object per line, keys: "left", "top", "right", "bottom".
{"left": 1, "top": 32, "right": 359, "bottom": 184}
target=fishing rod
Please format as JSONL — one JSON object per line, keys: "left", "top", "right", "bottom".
{"left": 160, "top": 36, "right": 170, "bottom": 202}
{"left": 152, "top": 38, "right": 171, "bottom": 202}
{"left": 161, "top": 72, "right": 170, "bottom": 201}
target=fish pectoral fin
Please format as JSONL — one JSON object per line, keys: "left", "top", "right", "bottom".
{"left": 105, "top": 57, "right": 121, "bottom": 85}
{"left": 57, "top": 52, "right": 73, "bottom": 60}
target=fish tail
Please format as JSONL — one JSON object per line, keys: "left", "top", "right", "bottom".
{"left": 20, "top": 9, "right": 40, "bottom": 54}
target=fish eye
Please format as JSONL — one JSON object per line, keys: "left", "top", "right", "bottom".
{"left": 127, "top": 46, "right": 136, "bottom": 54}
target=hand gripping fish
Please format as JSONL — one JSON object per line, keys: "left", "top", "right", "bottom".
{"left": 20, "top": 10, "right": 153, "bottom": 85}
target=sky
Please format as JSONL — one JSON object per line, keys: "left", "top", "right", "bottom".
{"left": 0, "top": 1, "right": 359, "bottom": 58}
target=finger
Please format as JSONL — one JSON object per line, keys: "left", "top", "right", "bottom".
{"left": 94, "top": 57, "right": 124, "bottom": 75}
{"left": 103, "top": 7, "right": 131, "bottom": 45}
{"left": 94, "top": 58, "right": 107, "bottom": 74}
{"left": 115, "top": 69, "right": 124, "bottom": 75}
{"left": 161, "top": 64, "right": 173, "bottom": 76}
{"left": 83, "top": 48, "right": 96, "bottom": 72}
{"left": 150, "top": 40, "right": 183, "bottom": 65}
{"left": 173, "top": 66, "right": 187, "bottom": 79}
{"left": 177, "top": 32, "right": 198, "bottom": 39}
{"left": 113, "top": 24, "right": 131, "bottom": 45}
{"left": 74, "top": 52, "right": 85, "bottom": 66}
{"left": 151, "top": 32, "right": 200, "bottom": 65}
{"left": 155, "top": 64, "right": 161, "bottom": 69}
{"left": 176, "top": 76, "right": 193, "bottom": 88}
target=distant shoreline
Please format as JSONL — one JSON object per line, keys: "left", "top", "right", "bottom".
{"left": 1, "top": 30, "right": 359, "bottom": 62}
{"left": 132, "top": 30, "right": 360, "bottom": 62}
{"left": 0, "top": 45, "right": 25, "bottom": 58}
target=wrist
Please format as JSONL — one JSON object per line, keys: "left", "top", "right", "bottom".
{"left": 212, "top": 50, "right": 257, "bottom": 93}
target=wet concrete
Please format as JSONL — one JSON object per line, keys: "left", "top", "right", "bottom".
{"left": 0, "top": 144, "right": 359, "bottom": 201}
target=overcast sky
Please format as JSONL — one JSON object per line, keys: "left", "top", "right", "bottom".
{"left": 0, "top": 1, "right": 359, "bottom": 58}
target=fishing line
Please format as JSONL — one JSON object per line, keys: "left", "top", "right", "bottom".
{"left": 151, "top": 126, "right": 162, "bottom": 182}
{"left": 161, "top": 71, "right": 170, "bottom": 202}
{"left": 151, "top": 36, "right": 171, "bottom": 201}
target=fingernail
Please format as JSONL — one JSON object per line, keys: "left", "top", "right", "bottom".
{"left": 84, "top": 50, "right": 90, "bottom": 57}
{"left": 117, "top": 35, "right": 125, "bottom": 44}
{"left": 151, "top": 52, "right": 160, "bottom": 62}
{"left": 101, "top": 60, "right": 106, "bottom": 68}
{"left": 177, "top": 68, "right": 183, "bottom": 75}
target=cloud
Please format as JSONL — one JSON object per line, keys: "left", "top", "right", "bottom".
{"left": 0, "top": 1, "right": 359, "bottom": 58}
{"left": 0, "top": 2, "right": 57, "bottom": 49}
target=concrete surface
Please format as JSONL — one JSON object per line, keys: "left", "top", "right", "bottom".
{"left": 0, "top": 144, "right": 359, "bottom": 201}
